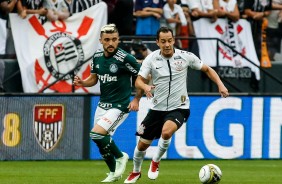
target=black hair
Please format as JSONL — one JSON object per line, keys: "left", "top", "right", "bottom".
{"left": 156, "top": 27, "right": 174, "bottom": 40}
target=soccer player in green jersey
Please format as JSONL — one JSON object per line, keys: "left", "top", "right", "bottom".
{"left": 74, "top": 24, "right": 142, "bottom": 182}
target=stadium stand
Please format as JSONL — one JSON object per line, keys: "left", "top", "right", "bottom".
{"left": 0, "top": 0, "right": 282, "bottom": 93}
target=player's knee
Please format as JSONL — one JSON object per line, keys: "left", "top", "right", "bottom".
{"left": 161, "top": 130, "right": 173, "bottom": 140}
{"left": 138, "top": 138, "right": 151, "bottom": 151}
{"left": 162, "top": 121, "right": 178, "bottom": 139}
{"left": 89, "top": 131, "right": 107, "bottom": 145}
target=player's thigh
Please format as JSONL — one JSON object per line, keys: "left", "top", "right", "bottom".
{"left": 164, "top": 109, "right": 190, "bottom": 129}
{"left": 137, "top": 110, "right": 164, "bottom": 140}
{"left": 94, "top": 107, "right": 129, "bottom": 135}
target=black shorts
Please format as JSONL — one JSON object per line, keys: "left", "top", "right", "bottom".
{"left": 136, "top": 108, "right": 190, "bottom": 140}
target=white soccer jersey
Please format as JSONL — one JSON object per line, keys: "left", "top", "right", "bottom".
{"left": 139, "top": 49, "right": 203, "bottom": 111}
{"left": 188, "top": 0, "right": 214, "bottom": 12}
{"left": 219, "top": 0, "right": 237, "bottom": 12}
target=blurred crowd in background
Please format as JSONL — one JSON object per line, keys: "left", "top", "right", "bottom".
{"left": 1, "top": 0, "right": 282, "bottom": 92}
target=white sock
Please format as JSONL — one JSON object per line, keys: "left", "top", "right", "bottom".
{"left": 153, "top": 137, "right": 171, "bottom": 162}
{"left": 133, "top": 146, "right": 146, "bottom": 173}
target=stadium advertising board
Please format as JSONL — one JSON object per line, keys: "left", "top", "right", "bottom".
{"left": 0, "top": 96, "right": 86, "bottom": 160}
{"left": 90, "top": 96, "right": 282, "bottom": 159}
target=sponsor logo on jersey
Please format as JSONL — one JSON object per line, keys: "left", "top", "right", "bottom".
{"left": 33, "top": 104, "right": 64, "bottom": 152}
{"left": 174, "top": 56, "right": 181, "bottom": 60}
{"left": 110, "top": 63, "right": 118, "bottom": 73}
{"left": 99, "top": 102, "right": 113, "bottom": 109}
{"left": 90, "top": 61, "right": 94, "bottom": 70}
{"left": 113, "top": 50, "right": 126, "bottom": 62}
{"left": 156, "top": 57, "right": 162, "bottom": 61}
{"left": 125, "top": 63, "right": 138, "bottom": 73}
{"left": 98, "top": 74, "right": 118, "bottom": 83}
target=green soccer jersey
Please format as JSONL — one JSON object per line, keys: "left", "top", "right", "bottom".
{"left": 91, "top": 48, "right": 141, "bottom": 112}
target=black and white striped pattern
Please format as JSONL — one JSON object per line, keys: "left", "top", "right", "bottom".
{"left": 34, "top": 121, "right": 62, "bottom": 151}
{"left": 65, "top": 0, "right": 101, "bottom": 14}
{"left": 23, "top": 0, "right": 45, "bottom": 10}
{"left": 55, "top": 41, "right": 77, "bottom": 64}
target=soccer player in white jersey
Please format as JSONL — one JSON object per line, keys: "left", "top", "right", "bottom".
{"left": 124, "top": 27, "right": 229, "bottom": 183}
{"left": 74, "top": 24, "right": 142, "bottom": 183}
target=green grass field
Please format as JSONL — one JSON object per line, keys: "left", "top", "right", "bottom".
{"left": 0, "top": 160, "right": 282, "bottom": 184}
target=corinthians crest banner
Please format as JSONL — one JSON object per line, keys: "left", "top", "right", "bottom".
{"left": 9, "top": 2, "right": 107, "bottom": 93}
{"left": 193, "top": 18, "right": 260, "bottom": 80}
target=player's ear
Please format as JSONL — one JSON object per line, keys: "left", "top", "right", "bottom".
{"left": 156, "top": 40, "right": 160, "bottom": 47}
{"left": 172, "top": 38, "right": 175, "bottom": 44}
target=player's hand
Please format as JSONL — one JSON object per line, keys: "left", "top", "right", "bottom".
{"left": 143, "top": 84, "right": 155, "bottom": 99}
{"left": 219, "top": 85, "right": 229, "bottom": 98}
{"left": 253, "top": 12, "right": 264, "bottom": 20}
{"left": 39, "top": 7, "right": 48, "bottom": 16}
{"left": 19, "top": 9, "right": 27, "bottom": 19}
{"left": 191, "top": 10, "right": 199, "bottom": 17}
{"left": 128, "top": 98, "right": 140, "bottom": 111}
{"left": 73, "top": 76, "right": 83, "bottom": 87}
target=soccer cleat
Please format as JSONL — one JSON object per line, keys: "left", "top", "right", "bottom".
{"left": 114, "top": 152, "right": 129, "bottom": 178}
{"left": 101, "top": 172, "right": 121, "bottom": 183}
{"left": 124, "top": 172, "right": 141, "bottom": 183}
{"left": 148, "top": 160, "right": 160, "bottom": 180}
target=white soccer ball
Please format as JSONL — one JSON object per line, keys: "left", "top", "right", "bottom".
{"left": 199, "top": 164, "right": 222, "bottom": 184}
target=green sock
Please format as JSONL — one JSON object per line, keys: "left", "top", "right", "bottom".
{"left": 90, "top": 132, "right": 123, "bottom": 158}
{"left": 98, "top": 147, "right": 116, "bottom": 172}
{"left": 109, "top": 138, "right": 123, "bottom": 159}
{"left": 90, "top": 132, "right": 116, "bottom": 172}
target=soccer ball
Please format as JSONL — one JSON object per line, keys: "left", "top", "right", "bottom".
{"left": 199, "top": 164, "right": 222, "bottom": 184}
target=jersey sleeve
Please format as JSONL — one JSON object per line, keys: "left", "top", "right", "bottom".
{"left": 187, "top": 0, "right": 199, "bottom": 10}
{"left": 124, "top": 54, "right": 141, "bottom": 75}
{"left": 138, "top": 53, "right": 152, "bottom": 79}
{"left": 91, "top": 50, "right": 100, "bottom": 74}
{"left": 163, "top": 5, "right": 172, "bottom": 19}
{"left": 186, "top": 52, "right": 203, "bottom": 70}
{"left": 134, "top": 0, "right": 143, "bottom": 11}
{"left": 57, "top": 0, "right": 69, "bottom": 11}
{"left": 90, "top": 57, "right": 96, "bottom": 74}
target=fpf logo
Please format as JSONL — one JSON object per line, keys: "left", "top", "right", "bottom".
{"left": 28, "top": 16, "right": 93, "bottom": 92}
{"left": 33, "top": 104, "right": 65, "bottom": 152}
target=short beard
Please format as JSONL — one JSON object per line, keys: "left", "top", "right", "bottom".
{"left": 104, "top": 47, "right": 116, "bottom": 56}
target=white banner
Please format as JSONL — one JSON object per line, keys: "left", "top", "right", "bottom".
{"left": 10, "top": 2, "right": 107, "bottom": 93}
{"left": 193, "top": 18, "right": 260, "bottom": 80}
{"left": 0, "top": 18, "right": 7, "bottom": 55}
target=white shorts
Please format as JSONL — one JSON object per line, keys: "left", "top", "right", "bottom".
{"left": 94, "top": 106, "right": 129, "bottom": 135}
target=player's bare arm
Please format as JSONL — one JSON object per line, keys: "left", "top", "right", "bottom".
{"left": 73, "top": 73, "right": 98, "bottom": 87}
{"left": 128, "top": 88, "right": 144, "bottom": 111}
{"left": 143, "top": 7, "right": 163, "bottom": 14}
{"left": 135, "top": 75, "right": 154, "bottom": 99}
{"left": 201, "top": 64, "right": 229, "bottom": 98}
